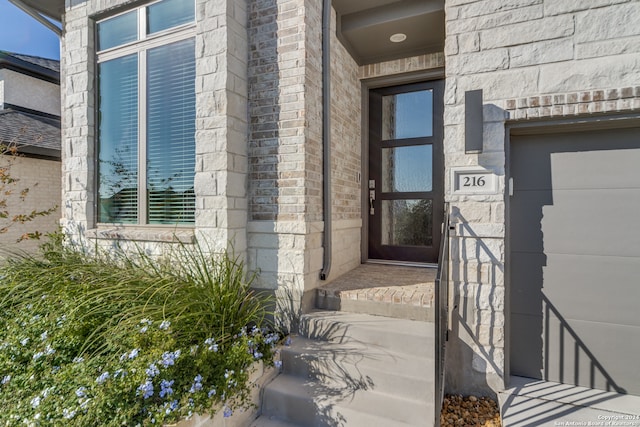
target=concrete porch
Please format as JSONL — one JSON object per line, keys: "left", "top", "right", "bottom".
{"left": 499, "top": 376, "right": 640, "bottom": 427}
{"left": 315, "top": 263, "right": 437, "bottom": 322}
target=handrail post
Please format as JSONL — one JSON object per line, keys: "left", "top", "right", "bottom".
{"left": 434, "top": 203, "right": 450, "bottom": 427}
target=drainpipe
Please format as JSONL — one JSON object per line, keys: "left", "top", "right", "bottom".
{"left": 319, "top": 0, "right": 332, "bottom": 281}
{"left": 8, "top": 0, "right": 62, "bottom": 37}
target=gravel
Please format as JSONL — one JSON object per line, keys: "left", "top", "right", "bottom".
{"left": 440, "top": 394, "right": 502, "bottom": 427}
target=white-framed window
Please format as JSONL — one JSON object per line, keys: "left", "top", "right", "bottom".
{"left": 96, "top": 0, "right": 196, "bottom": 225}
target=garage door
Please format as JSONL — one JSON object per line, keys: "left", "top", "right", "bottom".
{"left": 510, "top": 125, "right": 640, "bottom": 396}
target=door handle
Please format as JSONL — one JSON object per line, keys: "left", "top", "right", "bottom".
{"left": 369, "top": 189, "right": 375, "bottom": 215}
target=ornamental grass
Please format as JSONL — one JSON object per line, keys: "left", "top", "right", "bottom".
{"left": 0, "top": 234, "right": 280, "bottom": 426}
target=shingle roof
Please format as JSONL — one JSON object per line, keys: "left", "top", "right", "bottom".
{"left": 0, "top": 51, "right": 59, "bottom": 83}
{"left": 0, "top": 110, "right": 61, "bottom": 158}
{"left": 1, "top": 52, "right": 59, "bottom": 73}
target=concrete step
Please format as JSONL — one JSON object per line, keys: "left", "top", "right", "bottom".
{"left": 249, "top": 416, "right": 300, "bottom": 427}
{"left": 261, "top": 374, "right": 432, "bottom": 427}
{"left": 316, "top": 288, "right": 434, "bottom": 321}
{"left": 281, "top": 336, "right": 434, "bottom": 402}
{"left": 299, "top": 310, "right": 435, "bottom": 358}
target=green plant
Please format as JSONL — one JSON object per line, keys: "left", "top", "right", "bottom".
{"left": 0, "top": 235, "right": 280, "bottom": 426}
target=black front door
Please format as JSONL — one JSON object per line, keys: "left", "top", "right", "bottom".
{"left": 368, "top": 81, "right": 444, "bottom": 263}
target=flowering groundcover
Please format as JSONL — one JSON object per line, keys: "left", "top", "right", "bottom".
{"left": 0, "top": 236, "right": 280, "bottom": 426}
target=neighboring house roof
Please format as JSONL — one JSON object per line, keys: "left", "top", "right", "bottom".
{"left": 0, "top": 51, "right": 59, "bottom": 84}
{"left": 0, "top": 51, "right": 61, "bottom": 159}
{"left": 0, "top": 110, "right": 61, "bottom": 159}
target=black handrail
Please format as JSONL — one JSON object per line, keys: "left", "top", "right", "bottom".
{"left": 434, "top": 202, "right": 450, "bottom": 427}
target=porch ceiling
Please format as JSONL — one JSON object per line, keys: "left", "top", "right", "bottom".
{"left": 332, "top": 0, "right": 445, "bottom": 65}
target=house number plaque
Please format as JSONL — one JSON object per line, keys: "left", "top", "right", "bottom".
{"left": 451, "top": 167, "right": 498, "bottom": 195}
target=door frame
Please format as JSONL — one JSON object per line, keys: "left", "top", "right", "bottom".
{"left": 360, "top": 68, "right": 445, "bottom": 264}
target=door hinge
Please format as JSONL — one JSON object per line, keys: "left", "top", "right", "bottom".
{"left": 508, "top": 177, "right": 514, "bottom": 197}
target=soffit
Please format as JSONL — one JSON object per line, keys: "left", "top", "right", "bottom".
{"left": 332, "top": 0, "right": 445, "bottom": 65}
{"left": 16, "top": 0, "right": 64, "bottom": 20}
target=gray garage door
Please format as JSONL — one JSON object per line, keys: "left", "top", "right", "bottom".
{"left": 510, "top": 125, "right": 640, "bottom": 396}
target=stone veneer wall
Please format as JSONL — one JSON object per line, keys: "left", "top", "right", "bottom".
{"left": 443, "top": 0, "right": 640, "bottom": 396}
{"left": 61, "top": 0, "right": 249, "bottom": 255}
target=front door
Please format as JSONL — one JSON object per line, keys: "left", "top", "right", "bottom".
{"left": 368, "top": 81, "right": 444, "bottom": 263}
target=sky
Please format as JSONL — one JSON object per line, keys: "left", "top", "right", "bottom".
{"left": 0, "top": 0, "right": 60, "bottom": 60}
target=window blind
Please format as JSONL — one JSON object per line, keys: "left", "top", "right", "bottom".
{"left": 146, "top": 38, "right": 196, "bottom": 224}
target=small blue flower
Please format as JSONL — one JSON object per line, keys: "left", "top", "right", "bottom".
{"left": 139, "top": 318, "right": 152, "bottom": 333}
{"left": 20, "top": 338, "right": 29, "bottom": 346}
{"left": 223, "top": 407, "right": 233, "bottom": 418}
{"left": 146, "top": 363, "right": 159, "bottom": 378}
{"left": 128, "top": 348, "right": 139, "bottom": 360}
{"left": 208, "top": 388, "right": 216, "bottom": 398}
{"left": 40, "top": 331, "right": 48, "bottom": 341}
{"left": 62, "top": 408, "right": 77, "bottom": 419}
{"left": 285, "top": 336, "right": 292, "bottom": 346}
{"left": 160, "top": 350, "right": 181, "bottom": 368}
{"left": 114, "top": 369, "right": 127, "bottom": 378}
{"left": 265, "top": 333, "right": 279, "bottom": 345}
{"left": 159, "top": 379, "right": 174, "bottom": 398}
{"left": 30, "top": 396, "right": 41, "bottom": 408}
{"left": 159, "top": 320, "right": 171, "bottom": 330}
{"left": 75, "top": 387, "right": 87, "bottom": 398}
{"left": 96, "top": 371, "right": 110, "bottom": 384}
{"left": 189, "top": 375, "right": 203, "bottom": 393}
{"left": 253, "top": 351, "right": 263, "bottom": 359}
{"left": 72, "top": 356, "right": 84, "bottom": 364}
{"left": 1, "top": 375, "right": 11, "bottom": 385}
{"left": 165, "top": 400, "right": 178, "bottom": 414}
{"left": 204, "top": 338, "right": 218, "bottom": 352}
{"left": 137, "top": 380, "right": 154, "bottom": 399}
{"left": 274, "top": 360, "right": 282, "bottom": 370}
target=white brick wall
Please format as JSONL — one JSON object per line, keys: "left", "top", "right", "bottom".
{"left": 0, "top": 156, "right": 61, "bottom": 253}
{"left": 444, "top": 0, "right": 640, "bottom": 396}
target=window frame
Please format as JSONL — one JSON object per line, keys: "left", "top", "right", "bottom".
{"left": 95, "top": 0, "right": 196, "bottom": 227}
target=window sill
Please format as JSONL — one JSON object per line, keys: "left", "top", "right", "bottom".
{"left": 85, "top": 226, "right": 195, "bottom": 244}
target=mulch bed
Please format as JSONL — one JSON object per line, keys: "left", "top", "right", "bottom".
{"left": 440, "top": 394, "right": 502, "bottom": 427}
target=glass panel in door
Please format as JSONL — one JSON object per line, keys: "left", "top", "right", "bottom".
{"left": 368, "top": 81, "right": 443, "bottom": 263}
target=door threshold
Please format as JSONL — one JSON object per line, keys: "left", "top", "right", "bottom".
{"left": 366, "top": 259, "right": 437, "bottom": 269}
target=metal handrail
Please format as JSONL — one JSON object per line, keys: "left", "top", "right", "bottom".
{"left": 434, "top": 202, "right": 450, "bottom": 427}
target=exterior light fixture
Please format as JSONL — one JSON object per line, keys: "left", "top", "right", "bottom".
{"left": 389, "top": 33, "right": 407, "bottom": 43}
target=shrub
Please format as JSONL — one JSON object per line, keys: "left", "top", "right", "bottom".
{"left": 0, "top": 236, "right": 280, "bottom": 426}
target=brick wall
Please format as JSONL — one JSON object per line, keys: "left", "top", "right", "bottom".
{"left": 0, "top": 156, "right": 60, "bottom": 253}
{"left": 444, "top": 0, "right": 640, "bottom": 396}
{"left": 246, "top": 0, "right": 324, "bottom": 322}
